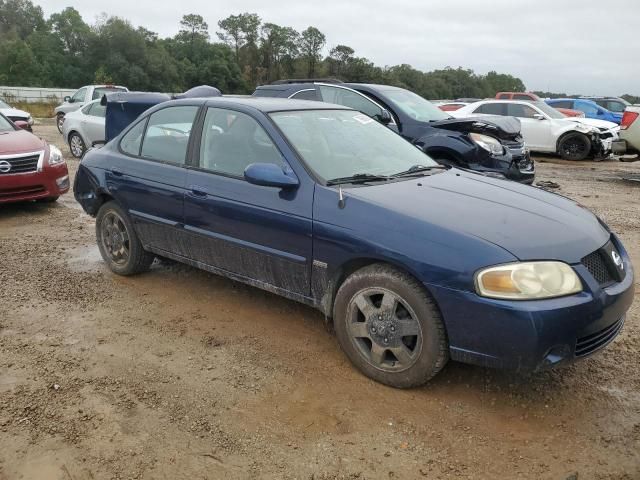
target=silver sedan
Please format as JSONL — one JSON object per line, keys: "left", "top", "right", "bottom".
{"left": 61, "top": 100, "right": 106, "bottom": 158}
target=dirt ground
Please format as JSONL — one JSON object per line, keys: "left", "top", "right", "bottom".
{"left": 1, "top": 120, "right": 639, "bottom": 480}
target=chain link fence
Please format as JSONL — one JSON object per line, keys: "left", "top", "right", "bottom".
{"left": 0, "top": 86, "right": 76, "bottom": 104}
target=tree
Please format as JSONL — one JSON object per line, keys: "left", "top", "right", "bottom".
{"left": 217, "top": 14, "right": 244, "bottom": 62}
{"left": 0, "top": 0, "right": 45, "bottom": 40}
{"left": 49, "top": 7, "right": 92, "bottom": 55}
{"left": 260, "top": 23, "right": 299, "bottom": 82}
{"left": 300, "top": 26, "right": 325, "bottom": 77}
{"left": 327, "top": 45, "right": 354, "bottom": 77}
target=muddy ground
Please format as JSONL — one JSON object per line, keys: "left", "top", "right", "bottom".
{"left": 1, "top": 120, "right": 639, "bottom": 480}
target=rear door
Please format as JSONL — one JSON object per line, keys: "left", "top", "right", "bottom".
{"left": 105, "top": 105, "right": 199, "bottom": 254}
{"left": 83, "top": 102, "right": 107, "bottom": 144}
{"left": 182, "top": 107, "right": 313, "bottom": 296}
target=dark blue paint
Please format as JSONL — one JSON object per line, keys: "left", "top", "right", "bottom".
{"left": 74, "top": 97, "right": 635, "bottom": 372}
{"left": 244, "top": 163, "right": 299, "bottom": 188}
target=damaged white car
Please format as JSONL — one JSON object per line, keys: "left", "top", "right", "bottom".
{"left": 452, "top": 100, "right": 622, "bottom": 160}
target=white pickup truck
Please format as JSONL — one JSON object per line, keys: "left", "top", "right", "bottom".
{"left": 54, "top": 84, "right": 127, "bottom": 133}
{"left": 620, "top": 106, "right": 640, "bottom": 154}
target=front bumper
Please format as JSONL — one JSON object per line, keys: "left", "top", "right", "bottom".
{"left": 0, "top": 164, "right": 70, "bottom": 203}
{"left": 428, "top": 235, "right": 635, "bottom": 371}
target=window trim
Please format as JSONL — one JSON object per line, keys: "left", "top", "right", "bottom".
{"left": 288, "top": 88, "right": 318, "bottom": 101}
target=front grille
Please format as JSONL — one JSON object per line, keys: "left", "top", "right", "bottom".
{"left": 576, "top": 317, "right": 624, "bottom": 357}
{"left": 0, "top": 153, "right": 40, "bottom": 174}
{"left": 581, "top": 250, "right": 614, "bottom": 286}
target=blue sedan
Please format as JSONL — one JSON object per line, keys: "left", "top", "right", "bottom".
{"left": 74, "top": 97, "right": 634, "bottom": 388}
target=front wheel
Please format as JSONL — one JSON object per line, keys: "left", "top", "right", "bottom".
{"left": 558, "top": 132, "right": 591, "bottom": 161}
{"left": 96, "top": 201, "right": 154, "bottom": 276}
{"left": 334, "top": 264, "right": 449, "bottom": 388}
{"left": 56, "top": 114, "right": 65, "bottom": 134}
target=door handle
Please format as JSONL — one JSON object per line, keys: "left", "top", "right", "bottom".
{"left": 110, "top": 168, "right": 123, "bottom": 177}
{"left": 189, "top": 185, "right": 208, "bottom": 197}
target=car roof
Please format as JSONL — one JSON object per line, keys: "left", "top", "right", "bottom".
{"left": 344, "top": 83, "right": 405, "bottom": 92}
{"left": 159, "top": 96, "right": 351, "bottom": 113}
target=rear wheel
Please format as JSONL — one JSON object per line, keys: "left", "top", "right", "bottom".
{"left": 558, "top": 132, "right": 591, "bottom": 160}
{"left": 334, "top": 264, "right": 449, "bottom": 388}
{"left": 56, "top": 114, "right": 65, "bottom": 134}
{"left": 68, "top": 132, "right": 86, "bottom": 158}
{"left": 96, "top": 201, "right": 154, "bottom": 276}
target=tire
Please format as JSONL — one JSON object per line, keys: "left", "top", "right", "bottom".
{"left": 56, "top": 114, "right": 65, "bottom": 134}
{"left": 95, "top": 201, "right": 154, "bottom": 276}
{"left": 333, "top": 264, "right": 449, "bottom": 388}
{"left": 68, "top": 132, "right": 86, "bottom": 158}
{"left": 558, "top": 132, "right": 591, "bottom": 161}
{"left": 37, "top": 196, "right": 59, "bottom": 203}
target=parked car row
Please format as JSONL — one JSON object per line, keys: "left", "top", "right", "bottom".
{"left": 72, "top": 94, "right": 635, "bottom": 388}
{"left": 451, "top": 99, "right": 623, "bottom": 160}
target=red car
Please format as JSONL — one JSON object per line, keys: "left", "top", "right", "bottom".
{"left": 0, "top": 114, "right": 69, "bottom": 204}
{"left": 555, "top": 107, "right": 585, "bottom": 118}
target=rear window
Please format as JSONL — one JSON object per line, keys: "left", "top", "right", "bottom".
{"left": 93, "top": 87, "right": 128, "bottom": 100}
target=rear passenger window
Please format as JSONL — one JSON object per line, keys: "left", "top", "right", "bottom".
{"left": 497, "top": 93, "right": 509, "bottom": 99}
{"left": 120, "top": 120, "right": 147, "bottom": 156}
{"left": 513, "top": 94, "right": 532, "bottom": 100}
{"left": 199, "top": 108, "right": 285, "bottom": 177}
{"left": 140, "top": 106, "right": 198, "bottom": 165}
{"left": 319, "top": 85, "right": 385, "bottom": 121}
{"left": 474, "top": 103, "right": 506, "bottom": 115}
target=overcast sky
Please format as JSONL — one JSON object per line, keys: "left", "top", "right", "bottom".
{"left": 37, "top": 0, "right": 640, "bottom": 95}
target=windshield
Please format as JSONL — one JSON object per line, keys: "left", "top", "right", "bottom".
{"left": 382, "top": 89, "right": 450, "bottom": 122}
{"left": 270, "top": 109, "right": 438, "bottom": 183}
{"left": 0, "top": 114, "right": 15, "bottom": 132}
{"left": 532, "top": 101, "right": 566, "bottom": 119}
{"left": 0, "top": 100, "right": 10, "bottom": 109}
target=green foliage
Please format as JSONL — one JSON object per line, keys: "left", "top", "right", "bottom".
{"left": 0, "top": 2, "right": 540, "bottom": 99}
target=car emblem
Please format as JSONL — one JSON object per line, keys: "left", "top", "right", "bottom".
{"left": 0, "top": 160, "right": 11, "bottom": 173}
{"left": 612, "top": 251, "right": 624, "bottom": 270}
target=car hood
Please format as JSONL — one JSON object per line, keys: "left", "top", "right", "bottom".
{"left": 0, "top": 129, "right": 45, "bottom": 154}
{"left": 429, "top": 115, "right": 522, "bottom": 141}
{"left": 0, "top": 107, "right": 29, "bottom": 118}
{"left": 343, "top": 169, "right": 609, "bottom": 264}
{"left": 565, "top": 117, "right": 618, "bottom": 131}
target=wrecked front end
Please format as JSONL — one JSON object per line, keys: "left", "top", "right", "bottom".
{"left": 420, "top": 116, "right": 535, "bottom": 184}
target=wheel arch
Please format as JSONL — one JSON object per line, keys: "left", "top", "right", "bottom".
{"left": 320, "top": 256, "right": 438, "bottom": 320}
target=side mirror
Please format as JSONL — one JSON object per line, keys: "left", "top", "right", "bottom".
{"left": 533, "top": 113, "right": 546, "bottom": 120}
{"left": 244, "top": 163, "right": 299, "bottom": 189}
{"left": 64, "top": 96, "right": 71, "bottom": 103}
{"left": 379, "top": 109, "right": 393, "bottom": 125}
{"left": 14, "top": 120, "right": 30, "bottom": 130}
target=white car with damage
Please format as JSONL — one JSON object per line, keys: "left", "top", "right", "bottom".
{"left": 452, "top": 100, "right": 621, "bottom": 160}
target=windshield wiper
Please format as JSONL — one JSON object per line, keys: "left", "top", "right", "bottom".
{"left": 326, "top": 173, "right": 393, "bottom": 186}
{"left": 391, "top": 164, "right": 447, "bottom": 178}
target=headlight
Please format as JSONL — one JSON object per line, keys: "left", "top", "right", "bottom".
{"left": 48, "top": 145, "right": 65, "bottom": 166}
{"left": 475, "top": 262, "right": 582, "bottom": 300}
{"left": 469, "top": 132, "right": 504, "bottom": 155}
{"left": 27, "top": 115, "right": 34, "bottom": 126}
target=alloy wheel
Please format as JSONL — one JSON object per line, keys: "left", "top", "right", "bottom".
{"left": 346, "top": 288, "right": 423, "bottom": 372}
{"left": 70, "top": 134, "right": 85, "bottom": 158}
{"left": 100, "top": 211, "right": 130, "bottom": 266}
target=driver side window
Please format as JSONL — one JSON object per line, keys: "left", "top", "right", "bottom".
{"left": 199, "top": 108, "right": 285, "bottom": 177}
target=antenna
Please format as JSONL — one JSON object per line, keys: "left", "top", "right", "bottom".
{"left": 338, "top": 186, "right": 346, "bottom": 209}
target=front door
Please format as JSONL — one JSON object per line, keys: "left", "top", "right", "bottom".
{"left": 183, "top": 107, "right": 313, "bottom": 296}
{"left": 506, "top": 103, "right": 552, "bottom": 151}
